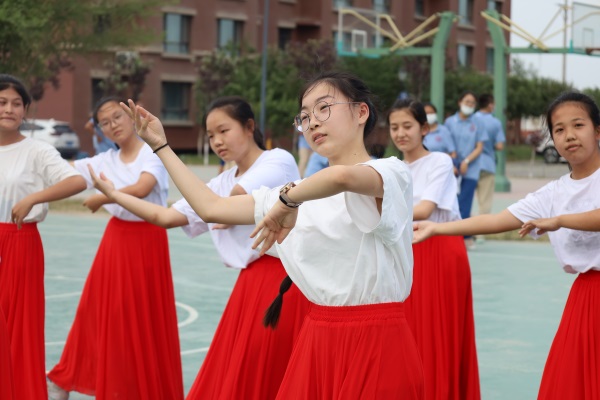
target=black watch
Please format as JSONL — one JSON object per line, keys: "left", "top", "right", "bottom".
{"left": 279, "top": 182, "right": 302, "bottom": 208}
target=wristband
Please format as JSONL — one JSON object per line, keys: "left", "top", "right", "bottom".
{"left": 153, "top": 143, "right": 169, "bottom": 154}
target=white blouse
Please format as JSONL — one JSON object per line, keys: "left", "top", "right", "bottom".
{"left": 508, "top": 168, "right": 600, "bottom": 273}
{"left": 74, "top": 143, "right": 168, "bottom": 221}
{"left": 406, "top": 152, "right": 461, "bottom": 223}
{"left": 0, "top": 138, "right": 80, "bottom": 223}
{"left": 173, "top": 148, "right": 300, "bottom": 269}
{"left": 253, "top": 157, "right": 414, "bottom": 306}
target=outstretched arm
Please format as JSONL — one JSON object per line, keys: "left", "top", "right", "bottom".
{"left": 11, "top": 175, "right": 87, "bottom": 229}
{"left": 413, "top": 209, "right": 522, "bottom": 243}
{"left": 82, "top": 171, "right": 158, "bottom": 213}
{"left": 519, "top": 208, "right": 600, "bottom": 236}
{"left": 120, "top": 100, "right": 256, "bottom": 225}
{"left": 88, "top": 166, "right": 188, "bottom": 228}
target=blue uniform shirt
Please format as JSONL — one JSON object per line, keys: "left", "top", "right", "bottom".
{"left": 423, "top": 124, "right": 455, "bottom": 154}
{"left": 474, "top": 111, "right": 506, "bottom": 174}
{"left": 444, "top": 112, "right": 488, "bottom": 181}
{"left": 304, "top": 152, "right": 328, "bottom": 177}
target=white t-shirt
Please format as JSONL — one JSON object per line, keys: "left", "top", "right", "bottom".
{"left": 173, "top": 148, "right": 300, "bottom": 269}
{"left": 0, "top": 138, "right": 81, "bottom": 223}
{"left": 406, "top": 152, "right": 461, "bottom": 223}
{"left": 508, "top": 168, "right": 600, "bottom": 273}
{"left": 252, "top": 157, "right": 414, "bottom": 306}
{"left": 74, "top": 144, "right": 168, "bottom": 221}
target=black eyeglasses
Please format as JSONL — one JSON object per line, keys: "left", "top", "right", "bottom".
{"left": 293, "top": 101, "right": 361, "bottom": 133}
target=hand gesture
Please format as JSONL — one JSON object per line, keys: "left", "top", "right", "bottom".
{"left": 519, "top": 217, "right": 560, "bottom": 237}
{"left": 83, "top": 193, "right": 106, "bottom": 213}
{"left": 412, "top": 220, "right": 436, "bottom": 243}
{"left": 120, "top": 99, "right": 167, "bottom": 151}
{"left": 11, "top": 195, "right": 35, "bottom": 229}
{"left": 87, "top": 164, "right": 116, "bottom": 199}
{"left": 250, "top": 201, "right": 298, "bottom": 256}
{"left": 459, "top": 161, "right": 468, "bottom": 176}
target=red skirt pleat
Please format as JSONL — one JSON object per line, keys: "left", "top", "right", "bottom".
{"left": 538, "top": 270, "right": 600, "bottom": 400}
{"left": 0, "top": 223, "right": 46, "bottom": 400}
{"left": 186, "top": 255, "right": 311, "bottom": 400}
{"left": 48, "top": 217, "right": 183, "bottom": 400}
{"left": 404, "top": 235, "right": 480, "bottom": 400}
{"left": 275, "top": 302, "right": 425, "bottom": 400}
{"left": 0, "top": 307, "right": 15, "bottom": 400}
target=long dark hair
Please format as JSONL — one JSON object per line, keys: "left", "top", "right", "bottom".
{"left": 0, "top": 74, "right": 32, "bottom": 109}
{"left": 204, "top": 96, "right": 266, "bottom": 150}
{"left": 545, "top": 91, "right": 600, "bottom": 138}
{"left": 298, "top": 71, "right": 379, "bottom": 137}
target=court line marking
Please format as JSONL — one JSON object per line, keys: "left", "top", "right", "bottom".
{"left": 46, "top": 291, "right": 82, "bottom": 299}
{"left": 180, "top": 347, "right": 210, "bottom": 356}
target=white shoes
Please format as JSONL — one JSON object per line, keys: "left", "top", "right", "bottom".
{"left": 47, "top": 378, "right": 69, "bottom": 400}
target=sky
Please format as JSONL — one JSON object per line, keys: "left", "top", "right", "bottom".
{"left": 510, "top": 0, "right": 600, "bottom": 89}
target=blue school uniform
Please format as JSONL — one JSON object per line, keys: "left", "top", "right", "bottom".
{"left": 423, "top": 124, "right": 455, "bottom": 154}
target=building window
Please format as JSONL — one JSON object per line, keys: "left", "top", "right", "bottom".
{"left": 333, "top": 31, "right": 353, "bottom": 52}
{"left": 94, "top": 14, "right": 111, "bottom": 35}
{"left": 162, "top": 82, "right": 191, "bottom": 121}
{"left": 457, "top": 44, "right": 474, "bottom": 67}
{"left": 217, "top": 19, "right": 244, "bottom": 49}
{"left": 415, "top": 0, "right": 424, "bottom": 16}
{"left": 372, "top": 0, "right": 390, "bottom": 13}
{"left": 334, "top": 0, "right": 353, "bottom": 8}
{"left": 278, "top": 28, "right": 292, "bottom": 50}
{"left": 458, "top": 0, "right": 474, "bottom": 25}
{"left": 487, "top": 0, "right": 502, "bottom": 13}
{"left": 164, "top": 13, "right": 191, "bottom": 54}
{"left": 486, "top": 48, "right": 494, "bottom": 73}
{"left": 91, "top": 79, "right": 104, "bottom": 109}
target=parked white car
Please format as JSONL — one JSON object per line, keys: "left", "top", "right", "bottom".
{"left": 20, "top": 119, "right": 80, "bottom": 159}
{"left": 535, "top": 130, "right": 566, "bottom": 164}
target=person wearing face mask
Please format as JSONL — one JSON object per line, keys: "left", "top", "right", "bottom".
{"left": 423, "top": 103, "right": 455, "bottom": 155}
{"left": 474, "top": 94, "right": 506, "bottom": 243}
{"left": 444, "top": 91, "right": 488, "bottom": 249}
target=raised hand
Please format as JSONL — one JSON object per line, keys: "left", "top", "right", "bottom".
{"left": 119, "top": 99, "right": 167, "bottom": 151}
{"left": 519, "top": 217, "right": 560, "bottom": 237}
{"left": 412, "top": 220, "right": 436, "bottom": 243}
{"left": 87, "top": 164, "right": 116, "bottom": 199}
{"left": 250, "top": 201, "right": 299, "bottom": 255}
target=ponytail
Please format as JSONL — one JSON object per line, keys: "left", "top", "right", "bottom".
{"left": 263, "top": 275, "right": 293, "bottom": 329}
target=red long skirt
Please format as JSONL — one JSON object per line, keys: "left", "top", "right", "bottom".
{"left": 0, "top": 222, "right": 46, "bottom": 400}
{"left": 537, "top": 269, "right": 600, "bottom": 400}
{"left": 0, "top": 307, "right": 15, "bottom": 400}
{"left": 186, "top": 255, "right": 311, "bottom": 400}
{"left": 48, "top": 218, "right": 183, "bottom": 400}
{"left": 404, "top": 235, "right": 480, "bottom": 400}
{"left": 276, "top": 302, "right": 424, "bottom": 400}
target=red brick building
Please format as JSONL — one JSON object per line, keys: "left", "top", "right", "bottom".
{"left": 34, "top": 0, "right": 510, "bottom": 154}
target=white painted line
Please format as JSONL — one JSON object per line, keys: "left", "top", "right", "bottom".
{"left": 46, "top": 291, "right": 81, "bottom": 299}
{"left": 180, "top": 347, "right": 210, "bottom": 356}
{"left": 176, "top": 301, "right": 199, "bottom": 328}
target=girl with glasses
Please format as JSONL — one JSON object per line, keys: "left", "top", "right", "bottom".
{"left": 389, "top": 98, "right": 480, "bottom": 400}
{"left": 0, "top": 74, "right": 86, "bottom": 400}
{"left": 87, "top": 96, "right": 310, "bottom": 400}
{"left": 47, "top": 96, "right": 183, "bottom": 400}
{"left": 94, "top": 71, "right": 424, "bottom": 398}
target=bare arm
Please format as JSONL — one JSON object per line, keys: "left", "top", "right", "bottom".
{"left": 120, "top": 101, "right": 256, "bottom": 225}
{"left": 413, "top": 200, "right": 437, "bottom": 221}
{"left": 83, "top": 171, "right": 158, "bottom": 212}
{"left": 11, "top": 175, "right": 87, "bottom": 228}
{"left": 413, "top": 209, "right": 522, "bottom": 243}
{"left": 519, "top": 208, "right": 600, "bottom": 236}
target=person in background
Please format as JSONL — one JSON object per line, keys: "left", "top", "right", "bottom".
{"left": 423, "top": 102, "right": 455, "bottom": 155}
{"left": 474, "top": 94, "right": 506, "bottom": 243}
{"left": 444, "top": 91, "right": 487, "bottom": 249}
{"left": 296, "top": 132, "right": 312, "bottom": 177}
{"left": 84, "top": 114, "right": 117, "bottom": 155}
{"left": 304, "top": 151, "right": 328, "bottom": 177}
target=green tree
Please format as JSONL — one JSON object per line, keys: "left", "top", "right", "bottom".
{"left": 0, "top": 0, "right": 166, "bottom": 100}
{"left": 99, "top": 53, "right": 151, "bottom": 102}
